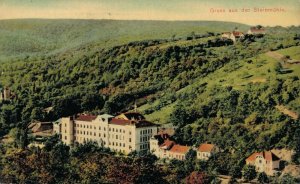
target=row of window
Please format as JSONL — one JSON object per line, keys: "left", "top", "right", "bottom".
{"left": 75, "top": 123, "right": 131, "bottom": 135}
{"left": 198, "top": 152, "right": 210, "bottom": 157}
{"left": 110, "top": 142, "right": 126, "bottom": 148}
{"left": 75, "top": 130, "right": 107, "bottom": 138}
{"left": 140, "top": 143, "right": 150, "bottom": 150}
{"left": 140, "top": 129, "right": 152, "bottom": 135}
{"left": 76, "top": 124, "right": 106, "bottom": 131}
{"left": 170, "top": 154, "right": 185, "bottom": 160}
{"left": 140, "top": 136, "right": 151, "bottom": 143}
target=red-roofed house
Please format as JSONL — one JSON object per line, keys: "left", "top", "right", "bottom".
{"left": 248, "top": 27, "right": 266, "bottom": 35}
{"left": 150, "top": 137, "right": 190, "bottom": 160}
{"left": 56, "top": 112, "right": 158, "bottom": 154}
{"left": 221, "top": 31, "right": 244, "bottom": 42}
{"left": 168, "top": 144, "right": 190, "bottom": 160}
{"left": 197, "top": 143, "right": 219, "bottom": 160}
{"left": 245, "top": 151, "right": 280, "bottom": 176}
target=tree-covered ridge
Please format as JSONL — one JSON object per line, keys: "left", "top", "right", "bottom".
{"left": 0, "top": 19, "right": 250, "bottom": 60}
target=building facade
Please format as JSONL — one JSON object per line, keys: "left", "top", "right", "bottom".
{"left": 55, "top": 112, "right": 158, "bottom": 154}
{"left": 197, "top": 143, "right": 219, "bottom": 160}
{"left": 245, "top": 151, "right": 280, "bottom": 176}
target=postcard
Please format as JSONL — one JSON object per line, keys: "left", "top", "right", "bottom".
{"left": 0, "top": 0, "right": 299, "bottom": 183}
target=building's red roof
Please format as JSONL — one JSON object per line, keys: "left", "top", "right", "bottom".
{"left": 76, "top": 115, "right": 97, "bottom": 122}
{"left": 169, "top": 144, "right": 190, "bottom": 154}
{"left": 198, "top": 144, "right": 215, "bottom": 152}
{"left": 232, "top": 31, "right": 244, "bottom": 37}
{"left": 159, "top": 139, "right": 175, "bottom": 150}
{"left": 246, "top": 151, "right": 280, "bottom": 163}
{"left": 110, "top": 118, "right": 132, "bottom": 126}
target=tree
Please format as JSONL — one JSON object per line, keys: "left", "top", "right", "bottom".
{"left": 279, "top": 174, "right": 296, "bottom": 184}
{"left": 242, "top": 165, "right": 257, "bottom": 181}
{"left": 257, "top": 172, "right": 269, "bottom": 183}
{"left": 186, "top": 171, "right": 210, "bottom": 184}
{"left": 186, "top": 149, "right": 197, "bottom": 161}
{"left": 230, "top": 165, "right": 242, "bottom": 179}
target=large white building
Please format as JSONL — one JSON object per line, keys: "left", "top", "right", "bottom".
{"left": 54, "top": 112, "right": 158, "bottom": 154}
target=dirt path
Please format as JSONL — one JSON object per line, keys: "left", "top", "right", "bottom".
{"left": 276, "top": 105, "right": 299, "bottom": 120}
{"left": 250, "top": 78, "right": 266, "bottom": 83}
{"left": 266, "top": 51, "right": 285, "bottom": 60}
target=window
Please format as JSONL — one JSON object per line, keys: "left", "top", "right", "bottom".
{"left": 116, "top": 135, "right": 118, "bottom": 139}
{"left": 65, "top": 136, "right": 67, "bottom": 140}
{"left": 94, "top": 133, "right": 96, "bottom": 136}
{"left": 129, "top": 138, "right": 131, "bottom": 142}
{"left": 99, "top": 127, "right": 101, "bottom": 130}
{"left": 129, "top": 131, "right": 131, "bottom": 135}
{"left": 104, "top": 134, "right": 106, "bottom": 137}
{"left": 104, "top": 127, "right": 106, "bottom": 131}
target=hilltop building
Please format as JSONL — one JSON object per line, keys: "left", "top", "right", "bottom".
{"left": 245, "top": 151, "right": 280, "bottom": 176}
{"left": 221, "top": 31, "right": 244, "bottom": 42}
{"left": 248, "top": 27, "right": 266, "bottom": 35}
{"left": 197, "top": 143, "right": 219, "bottom": 160}
{"left": 54, "top": 112, "right": 158, "bottom": 154}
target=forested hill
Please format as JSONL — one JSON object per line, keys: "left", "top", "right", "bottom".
{"left": 0, "top": 20, "right": 300, "bottom": 166}
{"left": 0, "top": 19, "right": 250, "bottom": 60}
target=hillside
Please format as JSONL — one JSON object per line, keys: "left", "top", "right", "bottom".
{"left": 0, "top": 19, "right": 250, "bottom": 61}
{"left": 0, "top": 20, "right": 300, "bottom": 182}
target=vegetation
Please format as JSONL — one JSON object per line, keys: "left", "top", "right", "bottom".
{"left": 0, "top": 19, "right": 300, "bottom": 183}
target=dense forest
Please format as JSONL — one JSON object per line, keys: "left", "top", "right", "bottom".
{"left": 0, "top": 20, "right": 300, "bottom": 183}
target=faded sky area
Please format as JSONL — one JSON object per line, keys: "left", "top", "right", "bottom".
{"left": 0, "top": 0, "right": 299, "bottom": 26}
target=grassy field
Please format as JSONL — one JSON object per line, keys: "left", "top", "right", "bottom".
{"left": 139, "top": 45, "right": 300, "bottom": 123}
{"left": 277, "top": 46, "right": 300, "bottom": 60}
